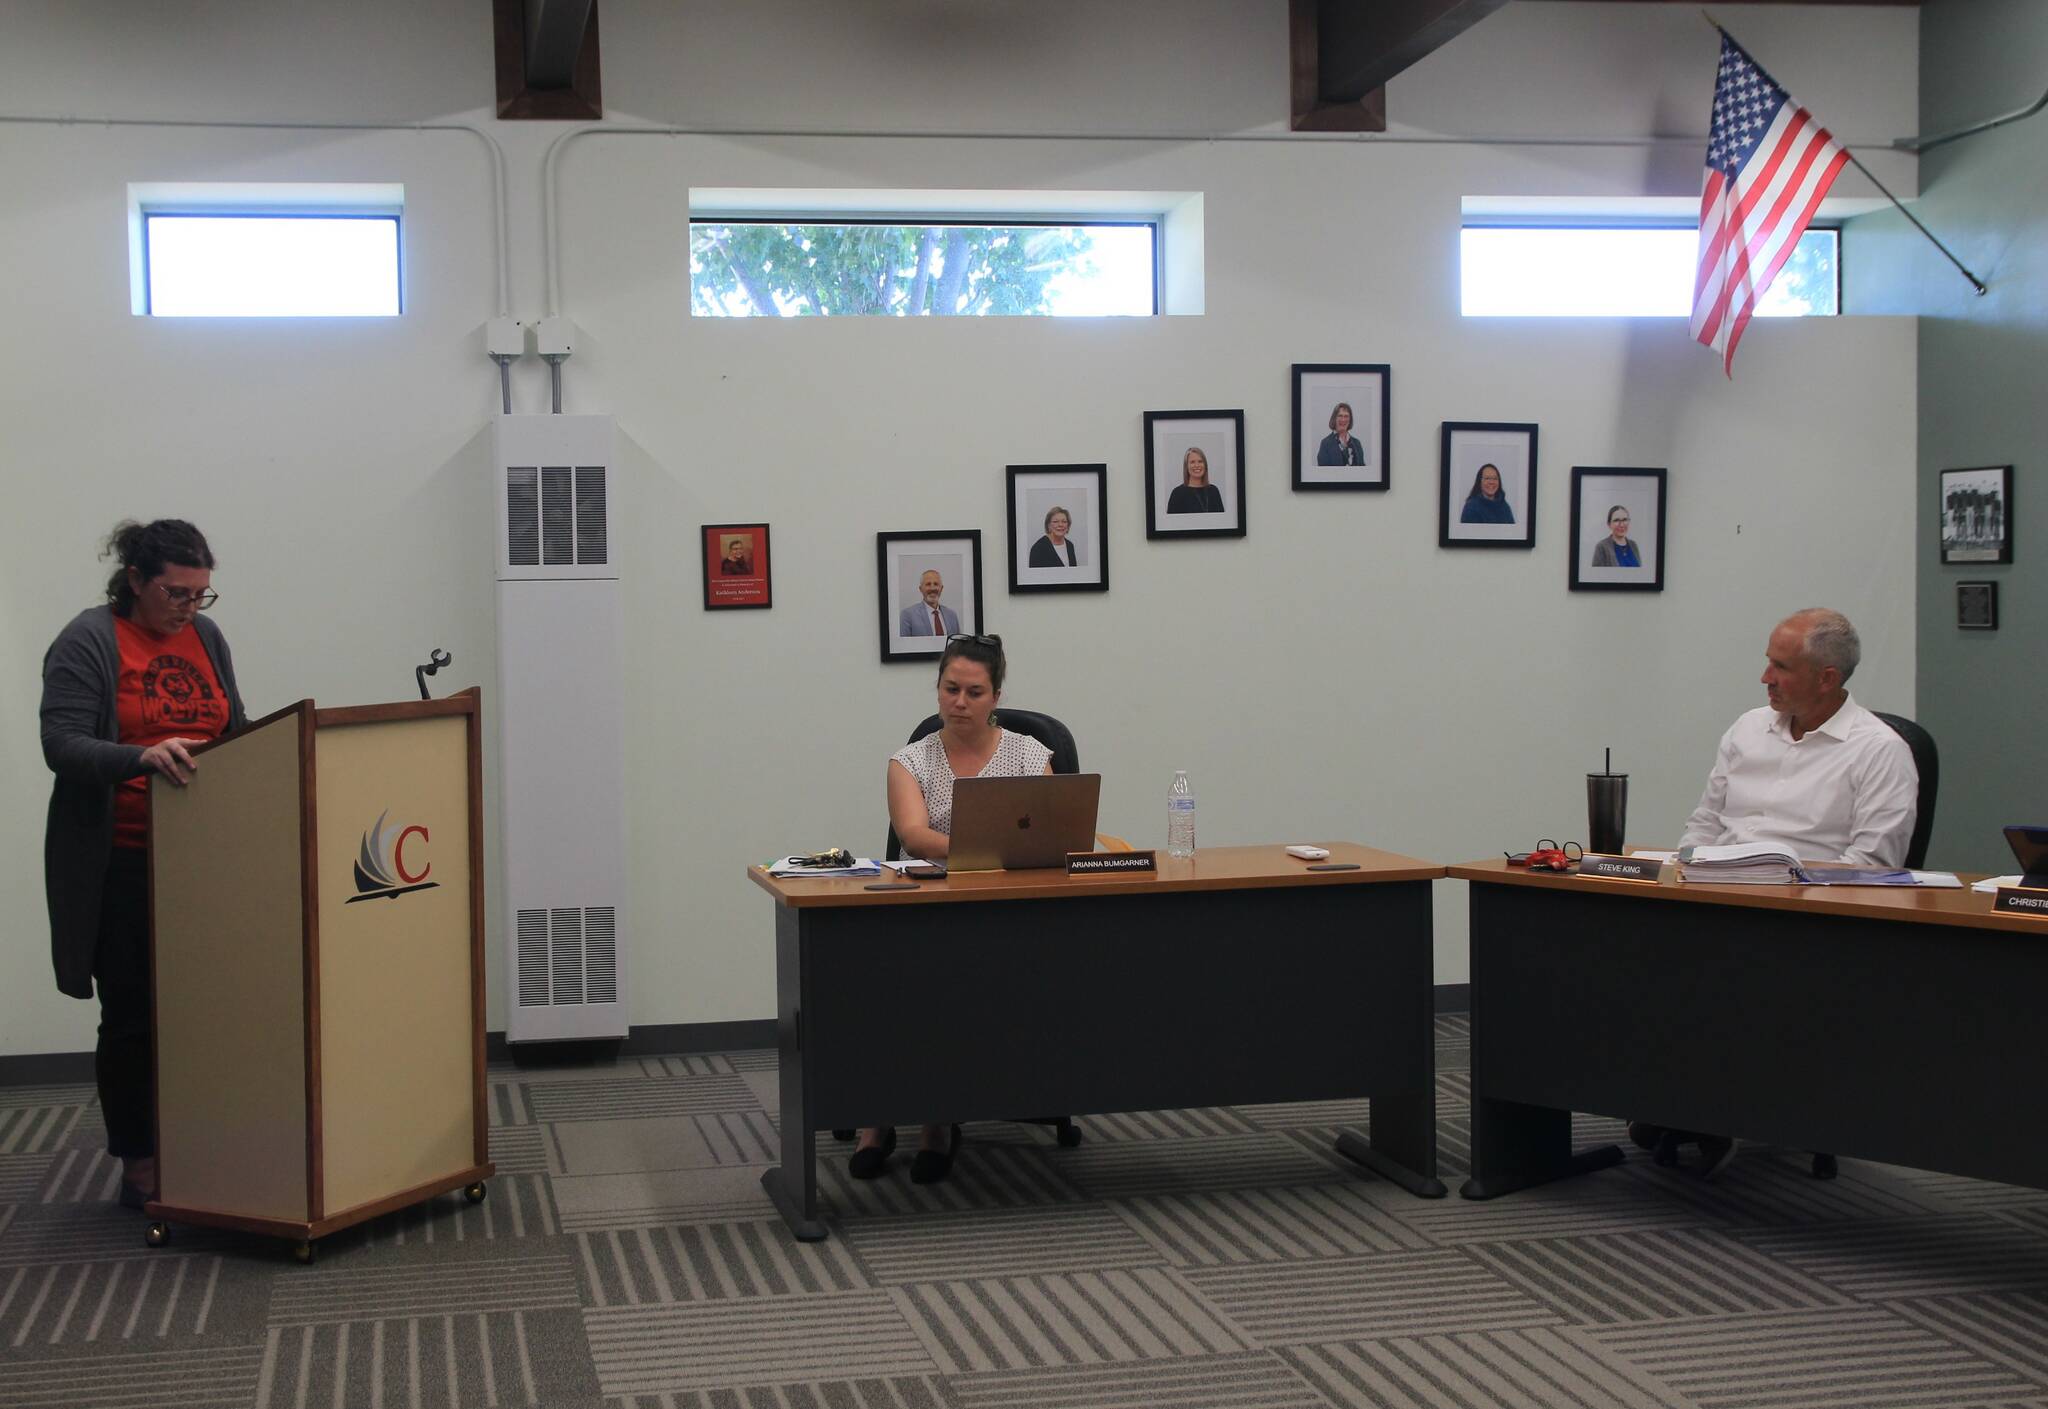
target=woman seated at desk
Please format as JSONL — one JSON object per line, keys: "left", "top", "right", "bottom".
{"left": 866, "top": 632, "right": 1051, "bottom": 1184}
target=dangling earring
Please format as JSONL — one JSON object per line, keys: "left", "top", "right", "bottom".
{"left": 987, "top": 711, "right": 999, "bottom": 729}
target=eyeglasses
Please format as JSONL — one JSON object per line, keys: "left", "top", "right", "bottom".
{"left": 152, "top": 584, "right": 219, "bottom": 610}
{"left": 945, "top": 633, "right": 1002, "bottom": 650}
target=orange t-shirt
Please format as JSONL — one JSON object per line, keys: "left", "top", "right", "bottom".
{"left": 112, "top": 614, "right": 231, "bottom": 849}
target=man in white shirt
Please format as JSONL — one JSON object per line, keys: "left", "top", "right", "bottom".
{"left": 1641, "top": 607, "right": 1919, "bottom": 1180}
{"left": 1678, "top": 607, "right": 1919, "bottom": 868}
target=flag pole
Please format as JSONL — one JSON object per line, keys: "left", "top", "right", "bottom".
{"left": 1703, "top": 14, "right": 1987, "bottom": 297}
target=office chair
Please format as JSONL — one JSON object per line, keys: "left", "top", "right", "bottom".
{"left": 1874, "top": 712, "right": 1939, "bottom": 870}
{"left": 1804, "top": 712, "right": 1938, "bottom": 1181}
{"left": 837, "top": 707, "right": 1084, "bottom": 1149}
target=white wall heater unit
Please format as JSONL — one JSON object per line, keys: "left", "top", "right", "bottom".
{"left": 493, "top": 415, "right": 629, "bottom": 1043}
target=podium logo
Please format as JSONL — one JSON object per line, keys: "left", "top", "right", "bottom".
{"left": 346, "top": 809, "right": 441, "bottom": 903}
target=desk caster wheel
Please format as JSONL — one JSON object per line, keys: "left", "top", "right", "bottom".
{"left": 1057, "top": 1123, "right": 1083, "bottom": 1148}
{"left": 145, "top": 1222, "right": 169, "bottom": 1248}
{"left": 293, "top": 1241, "right": 316, "bottom": 1265}
{"left": 464, "top": 1181, "right": 487, "bottom": 1204}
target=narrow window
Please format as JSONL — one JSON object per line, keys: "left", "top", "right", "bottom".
{"left": 143, "top": 213, "right": 402, "bottom": 317}
{"left": 1461, "top": 226, "right": 1838, "bottom": 318}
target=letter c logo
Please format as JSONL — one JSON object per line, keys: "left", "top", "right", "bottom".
{"left": 395, "top": 824, "right": 432, "bottom": 884}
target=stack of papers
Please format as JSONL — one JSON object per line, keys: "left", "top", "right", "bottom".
{"left": 765, "top": 856, "right": 882, "bottom": 878}
{"left": 1677, "top": 844, "right": 1804, "bottom": 885}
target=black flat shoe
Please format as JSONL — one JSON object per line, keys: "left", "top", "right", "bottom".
{"left": 118, "top": 1181, "right": 151, "bottom": 1210}
{"left": 848, "top": 1127, "right": 896, "bottom": 1180}
{"left": 911, "top": 1125, "right": 963, "bottom": 1185}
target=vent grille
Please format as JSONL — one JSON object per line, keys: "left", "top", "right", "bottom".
{"left": 575, "top": 466, "right": 608, "bottom": 565}
{"left": 584, "top": 906, "right": 618, "bottom": 1003}
{"left": 515, "top": 909, "right": 549, "bottom": 1006}
{"left": 506, "top": 467, "right": 539, "bottom": 567}
{"left": 549, "top": 907, "right": 586, "bottom": 1005}
{"left": 541, "top": 467, "right": 574, "bottom": 566}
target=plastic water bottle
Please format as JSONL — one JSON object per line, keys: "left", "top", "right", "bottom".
{"left": 1166, "top": 770, "right": 1196, "bottom": 858}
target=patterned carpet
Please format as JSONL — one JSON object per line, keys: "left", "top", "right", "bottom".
{"left": 5, "top": 1015, "right": 2048, "bottom": 1408}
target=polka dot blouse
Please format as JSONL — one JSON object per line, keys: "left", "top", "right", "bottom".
{"left": 890, "top": 729, "right": 1054, "bottom": 835}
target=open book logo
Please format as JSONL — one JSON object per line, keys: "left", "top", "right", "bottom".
{"left": 346, "top": 809, "right": 440, "bottom": 903}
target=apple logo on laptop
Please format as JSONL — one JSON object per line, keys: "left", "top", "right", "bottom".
{"left": 1017, "top": 814, "right": 1032, "bottom": 830}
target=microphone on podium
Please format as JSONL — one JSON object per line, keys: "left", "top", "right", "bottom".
{"left": 415, "top": 648, "right": 453, "bottom": 700}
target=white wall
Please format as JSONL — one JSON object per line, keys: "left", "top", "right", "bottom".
{"left": 1, "top": 2, "right": 1920, "bottom": 1055}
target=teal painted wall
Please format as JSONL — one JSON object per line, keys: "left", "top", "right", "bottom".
{"left": 1847, "top": 0, "right": 2048, "bottom": 872}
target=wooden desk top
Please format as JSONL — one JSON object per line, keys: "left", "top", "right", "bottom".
{"left": 751, "top": 842, "right": 1444, "bottom": 908}
{"left": 1449, "top": 857, "right": 2044, "bottom": 935}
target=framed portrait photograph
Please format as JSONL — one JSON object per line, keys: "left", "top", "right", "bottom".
{"left": 877, "top": 529, "right": 982, "bottom": 664}
{"left": 1958, "top": 581, "right": 1999, "bottom": 630}
{"left": 1007, "top": 464, "right": 1107, "bottom": 594}
{"left": 1439, "top": 422, "right": 1538, "bottom": 548}
{"left": 1569, "top": 468, "right": 1667, "bottom": 592}
{"left": 1940, "top": 465, "right": 2013, "bottom": 565}
{"left": 700, "top": 523, "right": 771, "bottom": 609}
{"left": 1292, "top": 363, "right": 1390, "bottom": 491}
{"left": 1145, "top": 409, "right": 1246, "bottom": 539}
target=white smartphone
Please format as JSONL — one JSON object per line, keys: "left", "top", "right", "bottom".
{"left": 1285, "top": 845, "right": 1330, "bottom": 861}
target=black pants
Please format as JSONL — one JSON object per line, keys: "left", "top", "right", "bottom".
{"left": 92, "top": 847, "right": 153, "bottom": 1159}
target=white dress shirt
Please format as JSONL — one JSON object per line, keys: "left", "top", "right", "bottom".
{"left": 1678, "top": 693, "right": 1919, "bottom": 867}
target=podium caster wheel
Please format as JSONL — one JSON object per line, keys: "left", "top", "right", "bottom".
{"left": 1057, "top": 1125, "right": 1083, "bottom": 1148}
{"left": 293, "top": 1241, "right": 316, "bottom": 1265}
{"left": 145, "top": 1222, "right": 169, "bottom": 1248}
{"left": 464, "top": 1182, "right": 487, "bottom": 1204}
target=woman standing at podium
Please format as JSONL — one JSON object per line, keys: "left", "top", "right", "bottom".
{"left": 867, "top": 632, "right": 1051, "bottom": 1184}
{"left": 40, "top": 520, "right": 247, "bottom": 1210}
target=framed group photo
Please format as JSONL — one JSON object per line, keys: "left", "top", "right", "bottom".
{"left": 1007, "top": 464, "right": 1107, "bottom": 593}
{"left": 1569, "top": 468, "right": 1667, "bottom": 592}
{"left": 1145, "top": 409, "right": 1246, "bottom": 539}
{"left": 1440, "top": 421, "right": 1537, "bottom": 549}
{"left": 877, "top": 529, "right": 983, "bottom": 664}
{"left": 1292, "top": 363, "right": 1390, "bottom": 491}
{"left": 700, "top": 523, "right": 772, "bottom": 609}
{"left": 1940, "top": 465, "right": 2013, "bottom": 565}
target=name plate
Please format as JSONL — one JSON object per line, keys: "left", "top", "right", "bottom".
{"left": 1068, "top": 850, "right": 1158, "bottom": 877}
{"left": 1580, "top": 854, "right": 1662, "bottom": 883}
{"left": 1995, "top": 887, "right": 2048, "bottom": 918}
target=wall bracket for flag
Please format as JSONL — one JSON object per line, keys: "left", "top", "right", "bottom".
{"left": 1702, "top": 12, "right": 1987, "bottom": 298}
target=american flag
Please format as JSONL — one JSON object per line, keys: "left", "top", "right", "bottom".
{"left": 1692, "top": 32, "right": 1848, "bottom": 376}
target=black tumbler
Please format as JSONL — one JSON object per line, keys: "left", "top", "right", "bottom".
{"left": 1587, "top": 773, "right": 1628, "bottom": 855}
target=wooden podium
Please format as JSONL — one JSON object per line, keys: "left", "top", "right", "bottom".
{"left": 146, "top": 690, "right": 494, "bottom": 1260}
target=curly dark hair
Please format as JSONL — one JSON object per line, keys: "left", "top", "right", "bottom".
{"left": 102, "top": 519, "right": 215, "bottom": 616}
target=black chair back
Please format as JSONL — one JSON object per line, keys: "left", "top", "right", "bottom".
{"left": 1874, "top": 711, "right": 1939, "bottom": 869}
{"left": 885, "top": 708, "right": 1079, "bottom": 860}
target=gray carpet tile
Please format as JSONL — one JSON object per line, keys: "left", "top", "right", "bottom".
{"left": 842, "top": 1205, "right": 1162, "bottom": 1283}
{"left": 1733, "top": 1215, "right": 2048, "bottom": 1300}
{"left": 1184, "top": 1251, "right": 1562, "bottom": 1344}
{"left": 1067, "top": 1106, "right": 1257, "bottom": 1141}
{"left": 10, "top": 1017, "right": 2048, "bottom": 1407}
{"left": 577, "top": 1223, "right": 870, "bottom": 1304}
{"left": 1889, "top": 1290, "right": 2048, "bottom": 1387}
{"left": 1115, "top": 1182, "right": 1436, "bottom": 1265}
{"left": 1053, "top": 1133, "right": 1349, "bottom": 1200}
{"left": 815, "top": 1143, "right": 1085, "bottom": 1218}
{"left": 1277, "top": 1327, "right": 1694, "bottom": 1409}
{"left": 584, "top": 1293, "right": 937, "bottom": 1393}
{"left": 1466, "top": 1227, "right": 1854, "bottom": 1325}
{"left": 892, "top": 1267, "right": 1252, "bottom": 1373}
{"left": 946, "top": 1349, "right": 1326, "bottom": 1408}
{"left": 1583, "top": 1305, "right": 2045, "bottom": 1408}
{"left": 254, "top": 1307, "right": 599, "bottom": 1408}
{"left": 0, "top": 1338, "right": 268, "bottom": 1408}
{"left": 1236, "top": 1098, "right": 1373, "bottom": 1132}
{"left": 265, "top": 1248, "right": 581, "bottom": 1325}
{"left": 611, "top": 1372, "right": 953, "bottom": 1408}
{"left": 0, "top": 1105, "right": 87, "bottom": 1157}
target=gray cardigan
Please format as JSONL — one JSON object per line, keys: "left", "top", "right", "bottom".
{"left": 41, "top": 605, "right": 248, "bottom": 1000}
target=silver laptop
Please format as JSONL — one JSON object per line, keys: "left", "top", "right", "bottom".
{"left": 947, "top": 774, "right": 1102, "bottom": 872}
